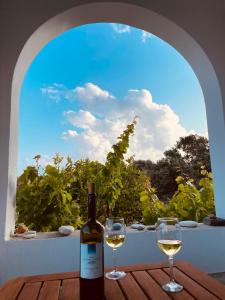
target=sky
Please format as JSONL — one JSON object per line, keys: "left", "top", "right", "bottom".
{"left": 18, "top": 23, "right": 208, "bottom": 174}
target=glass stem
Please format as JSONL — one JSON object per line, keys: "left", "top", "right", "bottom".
{"left": 169, "top": 255, "right": 175, "bottom": 283}
{"left": 113, "top": 248, "right": 117, "bottom": 272}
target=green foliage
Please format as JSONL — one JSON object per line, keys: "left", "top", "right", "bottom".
{"left": 198, "top": 167, "right": 215, "bottom": 216}
{"left": 68, "top": 159, "right": 104, "bottom": 220}
{"left": 140, "top": 184, "right": 167, "bottom": 225}
{"left": 111, "top": 157, "right": 150, "bottom": 223}
{"left": 17, "top": 121, "right": 215, "bottom": 231}
{"left": 16, "top": 119, "right": 145, "bottom": 230}
{"left": 100, "top": 118, "right": 137, "bottom": 213}
{"left": 16, "top": 154, "right": 80, "bottom": 231}
{"left": 135, "top": 134, "right": 211, "bottom": 201}
{"left": 168, "top": 176, "right": 202, "bottom": 221}
{"left": 168, "top": 168, "right": 215, "bottom": 222}
{"left": 139, "top": 166, "right": 215, "bottom": 224}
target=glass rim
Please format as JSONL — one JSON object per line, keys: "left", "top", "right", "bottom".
{"left": 157, "top": 217, "right": 178, "bottom": 221}
{"left": 157, "top": 217, "right": 179, "bottom": 225}
{"left": 106, "top": 217, "right": 124, "bottom": 221}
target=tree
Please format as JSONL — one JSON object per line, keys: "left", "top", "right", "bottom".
{"left": 139, "top": 167, "right": 215, "bottom": 224}
{"left": 135, "top": 134, "right": 211, "bottom": 201}
{"left": 176, "top": 134, "right": 211, "bottom": 180}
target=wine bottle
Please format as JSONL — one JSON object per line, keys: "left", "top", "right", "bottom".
{"left": 80, "top": 183, "right": 104, "bottom": 300}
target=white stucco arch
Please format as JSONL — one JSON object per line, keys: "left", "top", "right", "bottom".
{"left": 11, "top": 2, "right": 224, "bottom": 236}
{"left": 0, "top": 0, "right": 225, "bottom": 285}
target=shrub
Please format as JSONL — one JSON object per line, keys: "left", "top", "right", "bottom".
{"left": 16, "top": 154, "right": 81, "bottom": 231}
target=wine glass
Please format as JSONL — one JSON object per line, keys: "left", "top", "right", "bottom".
{"left": 156, "top": 217, "right": 183, "bottom": 292}
{"left": 105, "top": 217, "right": 126, "bottom": 280}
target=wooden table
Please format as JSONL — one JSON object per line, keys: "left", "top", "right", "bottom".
{"left": 1, "top": 261, "right": 225, "bottom": 299}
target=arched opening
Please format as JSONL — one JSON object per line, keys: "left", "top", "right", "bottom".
{"left": 17, "top": 22, "right": 211, "bottom": 230}
{"left": 8, "top": 2, "right": 224, "bottom": 239}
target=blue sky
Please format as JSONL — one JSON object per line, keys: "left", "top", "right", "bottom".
{"left": 18, "top": 23, "right": 207, "bottom": 174}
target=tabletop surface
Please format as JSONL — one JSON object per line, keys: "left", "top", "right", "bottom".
{"left": 1, "top": 260, "right": 225, "bottom": 300}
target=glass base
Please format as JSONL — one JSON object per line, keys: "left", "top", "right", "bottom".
{"left": 105, "top": 270, "right": 126, "bottom": 280}
{"left": 162, "top": 281, "right": 183, "bottom": 293}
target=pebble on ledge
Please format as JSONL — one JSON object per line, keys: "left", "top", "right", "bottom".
{"left": 131, "top": 224, "right": 145, "bottom": 231}
{"left": 58, "top": 225, "right": 75, "bottom": 236}
{"left": 179, "top": 220, "right": 198, "bottom": 228}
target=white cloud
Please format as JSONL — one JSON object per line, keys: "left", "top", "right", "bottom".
{"left": 63, "top": 110, "right": 96, "bottom": 129}
{"left": 43, "top": 82, "right": 199, "bottom": 163}
{"left": 41, "top": 83, "right": 115, "bottom": 116}
{"left": 62, "top": 129, "right": 78, "bottom": 140}
{"left": 74, "top": 83, "right": 114, "bottom": 101}
{"left": 111, "top": 23, "right": 131, "bottom": 34}
{"left": 196, "top": 130, "right": 208, "bottom": 138}
{"left": 41, "top": 83, "right": 67, "bottom": 102}
{"left": 141, "top": 30, "right": 152, "bottom": 43}
{"left": 110, "top": 24, "right": 152, "bottom": 43}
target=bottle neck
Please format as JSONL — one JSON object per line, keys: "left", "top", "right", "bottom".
{"left": 88, "top": 194, "right": 96, "bottom": 221}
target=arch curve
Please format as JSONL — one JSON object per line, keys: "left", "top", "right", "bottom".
{"left": 7, "top": 1, "right": 225, "bottom": 238}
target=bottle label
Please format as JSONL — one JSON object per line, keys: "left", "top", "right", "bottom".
{"left": 80, "top": 243, "right": 103, "bottom": 279}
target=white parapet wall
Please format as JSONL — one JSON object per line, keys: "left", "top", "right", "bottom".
{"left": 1, "top": 224, "right": 225, "bottom": 286}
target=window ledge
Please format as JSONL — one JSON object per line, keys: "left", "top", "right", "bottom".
{"left": 8, "top": 223, "right": 218, "bottom": 241}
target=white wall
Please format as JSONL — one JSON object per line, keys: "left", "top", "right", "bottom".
{"left": 0, "top": 0, "right": 225, "bottom": 286}
{"left": 1, "top": 226, "right": 225, "bottom": 286}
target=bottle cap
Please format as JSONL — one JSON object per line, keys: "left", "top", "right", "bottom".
{"left": 88, "top": 182, "right": 95, "bottom": 194}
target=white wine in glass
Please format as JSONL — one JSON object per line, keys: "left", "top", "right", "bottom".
{"left": 106, "top": 234, "right": 125, "bottom": 248}
{"left": 156, "top": 218, "right": 183, "bottom": 292}
{"left": 105, "top": 218, "right": 126, "bottom": 280}
{"left": 157, "top": 240, "right": 182, "bottom": 256}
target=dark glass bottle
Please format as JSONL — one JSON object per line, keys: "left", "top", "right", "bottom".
{"left": 80, "top": 183, "right": 104, "bottom": 300}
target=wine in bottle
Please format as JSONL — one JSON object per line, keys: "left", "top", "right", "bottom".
{"left": 80, "top": 183, "right": 104, "bottom": 300}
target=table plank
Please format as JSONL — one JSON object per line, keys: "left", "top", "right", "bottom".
{"left": 164, "top": 267, "right": 219, "bottom": 300}
{"left": 105, "top": 279, "right": 126, "bottom": 300}
{"left": 26, "top": 272, "right": 78, "bottom": 283}
{"left": 117, "top": 261, "right": 168, "bottom": 272}
{"left": 148, "top": 269, "right": 195, "bottom": 300}
{"left": 118, "top": 272, "right": 148, "bottom": 300}
{"left": 59, "top": 278, "right": 79, "bottom": 300}
{"left": 132, "top": 270, "right": 171, "bottom": 300}
{"left": 17, "top": 282, "right": 42, "bottom": 300}
{"left": 38, "top": 280, "right": 61, "bottom": 300}
{"left": 176, "top": 261, "right": 225, "bottom": 300}
{"left": 0, "top": 277, "right": 26, "bottom": 300}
